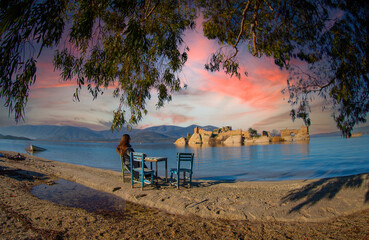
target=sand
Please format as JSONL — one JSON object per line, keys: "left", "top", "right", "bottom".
{"left": 1, "top": 150, "right": 369, "bottom": 239}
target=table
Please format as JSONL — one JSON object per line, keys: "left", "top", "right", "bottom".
{"left": 145, "top": 157, "right": 168, "bottom": 183}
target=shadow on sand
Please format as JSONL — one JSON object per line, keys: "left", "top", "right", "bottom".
{"left": 0, "top": 166, "right": 49, "bottom": 182}
{"left": 281, "top": 173, "right": 369, "bottom": 213}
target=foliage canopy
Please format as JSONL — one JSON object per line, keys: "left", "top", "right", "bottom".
{"left": 0, "top": 0, "right": 195, "bottom": 130}
{"left": 199, "top": 0, "right": 369, "bottom": 137}
{"left": 0, "top": 0, "right": 368, "bottom": 136}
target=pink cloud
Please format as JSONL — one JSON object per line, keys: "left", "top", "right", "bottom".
{"left": 252, "top": 111, "right": 292, "bottom": 128}
{"left": 185, "top": 34, "right": 218, "bottom": 64}
{"left": 32, "top": 81, "right": 76, "bottom": 90}
{"left": 30, "top": 118, "right": 107, "bottom": 131}
{"left": 253, "top": 67, "right": 288, "bottom": 85}
{"left": 152, "top": 112, "right": 195, "bottom": 125}
{"left": 182, "top": 22, "right": 290, "bottom": 112}
{"left": 28, "top": 60, "right": 76, "bottom": 91}
{"left": 138, "top": 124, "right": 154, "bottom": 129}
{"left": 199, "top": 67, "right": 287, "bottom": 110}
{"left": 32, "top": 59, "right": 120, "bottom": 91}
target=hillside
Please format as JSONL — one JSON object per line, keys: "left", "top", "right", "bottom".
{"left": 0, "top": 134, "right": 31, "bottom": 140}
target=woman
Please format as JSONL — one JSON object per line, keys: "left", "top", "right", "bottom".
{"left": 116, "top": 134, "right": 134, "bottom": 168}
{"left": 116, "top": 134, "right": 146, "bottom": 179}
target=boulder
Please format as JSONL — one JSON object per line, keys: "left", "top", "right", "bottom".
{"left": 188, "top": 133, "right": 202, "bottom": 144}
{"left": 282, "top": 136, "right": 293, "bottom": 142}
{"left": 254, "top": 136, "right": 270, "bottom": 144}
{"left": 201, "top": 134, "right": 212, "bottom": 145}
{"left": 271, "top": 136, "right": 283, "bottom": 142}
{"left": 174, "top": 137, "right": 187, "bottom": 145}
{"left": 293, "top": 134, "right": 309, "bottom": 141}
{"left": 223, "top": 135, "right": 243, "bottom": 145}
{"left": 244, "top": 138, "right": 255, "bottom": 144}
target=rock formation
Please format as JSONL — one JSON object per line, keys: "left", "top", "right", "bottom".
{"left": 174, "top": 125, "right": 310, "bottom": 146}
{"left": 254, "top": 136, "right": 270, "bottom": 144}
{"left": 188, "top": 133, "right": 202, "bottom": 144}
{"left": 280, "top": 126, "right": 309, "bottom": 142}
{"left": 174, "top": 137, "right": 186, "bottom": 145}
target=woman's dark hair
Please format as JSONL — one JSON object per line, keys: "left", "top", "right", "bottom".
{"left": 116, "top": 134, "right": 130, "bottom": 155}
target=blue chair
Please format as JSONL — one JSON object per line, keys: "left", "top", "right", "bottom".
{"left": 130, "top": 152, "right": 154, "bottom": 190}
{"left": 170, "top": 153, "right": 194, "bottom": 189}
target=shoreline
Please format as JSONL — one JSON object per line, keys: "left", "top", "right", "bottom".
{"left": 1, "top": 150, "right": 368, "bottom": 223}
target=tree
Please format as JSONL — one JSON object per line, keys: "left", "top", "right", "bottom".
{"left": 1, "top": 0, "right": 368, "bottom": 136}
{"left": 286, "top": 1, "right": 369, "bottom": 137}
{"left": 0, "top": 0, "right": 196, "bottom": 130}
{"left": 270, "top": 129, "right": 280, "bottom": 137}
{"left": 198, "top": 0, "right": 369, "bottom": 137}
{"left": 248, "top": 127, "right": 258, "bottom": 137}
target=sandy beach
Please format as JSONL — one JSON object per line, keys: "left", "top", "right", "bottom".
{"left": 1, "top": 150, "right": 369, "bottom": 239}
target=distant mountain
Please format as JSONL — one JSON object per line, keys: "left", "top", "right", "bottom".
{"left": 311, "top": 125, "right": 369, "bottom": 138}
{"left": 130, "top": 131, "right": 177, "bottom": 143}
{"left": 0, "top": 134, "right": 31, "bottom": 140}
{"left": 0, "top": 124, "right": 218, "bottom": 143}
{"left": 311, "top": 131, "right": 341, "bottom": 138}
{"left": 98, "top": 128, "right": 145, "bottom": 140}
{"left": 0, "top": 125, "right": 101, "bottom": 141}
{"left": 354, "top": 125, "right": 369, "bottom": 134}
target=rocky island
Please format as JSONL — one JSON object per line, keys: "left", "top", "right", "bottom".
{"left": 174, "top": 126, "right": 309, "bottom": 146}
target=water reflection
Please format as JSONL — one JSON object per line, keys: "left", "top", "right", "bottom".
{"left": 32, "top": 179, "right": 125, "bottom": 213}
{"left": 297, "top": 141, "right": 310, "bottom": 156}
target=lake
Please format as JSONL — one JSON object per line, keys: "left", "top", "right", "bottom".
{"left": 1, "top": 135, "right": 369, "bottom": 181}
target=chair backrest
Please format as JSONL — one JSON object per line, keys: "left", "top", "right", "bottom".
{"left": 177, "top": 152, "right": 194, "bottom": 171}
{"left": 130, "top": 152, "right": 145, "bottom": 171}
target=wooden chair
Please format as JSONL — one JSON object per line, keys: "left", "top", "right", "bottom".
{"left": 120, "top": 155, "right": 130, "bottom": 183}
{"left": 170, "top": 152, "right": 194, "bottom": 189}
{"left": 130, "top": 152, "right": 154, "bottom": 190}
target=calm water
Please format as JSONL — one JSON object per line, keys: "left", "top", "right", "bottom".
{"left": 1, "top": 135, "right": 369, "bottom": 181}
{"left": 31, "top": 179, "right": 126, "bottom": 212}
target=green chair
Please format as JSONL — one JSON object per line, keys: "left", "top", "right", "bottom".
{"left": 130, "top": 152, "right": 154, "bottom": 190}
{"left": 170, "top": 152, "right": 194, "bottom": 189}
{"left": 120, "top": 155, "right": 130, "bottom": 183}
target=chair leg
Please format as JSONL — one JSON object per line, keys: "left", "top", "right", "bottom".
{"left": 177, "top": 172, "right": 180, "bottom": 189}
{"left": 131, "top": 171, "right": 134, "bottom": 188}
{"left": 122, "top": 170, "right": 125, "bottom": 184}
{"left": 141, "top": 174, "right": 144, "bottom": 190}
{"left": 189, "top": 173, "right": 192, "bottom": 188}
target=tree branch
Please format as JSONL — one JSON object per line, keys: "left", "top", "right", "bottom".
{"left": 231, "top": 0, "right": 251, "bottom": 58}
{"left": 250, "top": 0, "right": 261, "bottom": 56}
{"left": 263, "top": 0, "right": 273, "bottom": 11}
{"left": 144, "top": 0, "right": 160, "bottom": 21}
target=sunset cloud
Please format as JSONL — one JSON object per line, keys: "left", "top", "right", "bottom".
{"left": 32, "top": 57, "right": 119, "bottom": 91}
{"left": 181, "top": 26, "right": 289, "bottom": 115}
{"left": 151, "top": 112, "right": 195, "bottom": 125}
{"left": 200, "top": 70, "right": 286, "bottom": 111}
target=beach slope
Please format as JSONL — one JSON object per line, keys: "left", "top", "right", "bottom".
{"left": 1, "top": 151, "right": 368, "bottom": 222}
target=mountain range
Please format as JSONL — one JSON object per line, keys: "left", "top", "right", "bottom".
{"left": 1, "top": 124, "right": 367, "bottom": 143}
{"left": 0, "top": 124, "right": 218, "bottom": 143}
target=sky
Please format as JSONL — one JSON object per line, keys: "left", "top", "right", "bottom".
{"left": 0, "top": 21, "right": 362, "bottom": 135}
